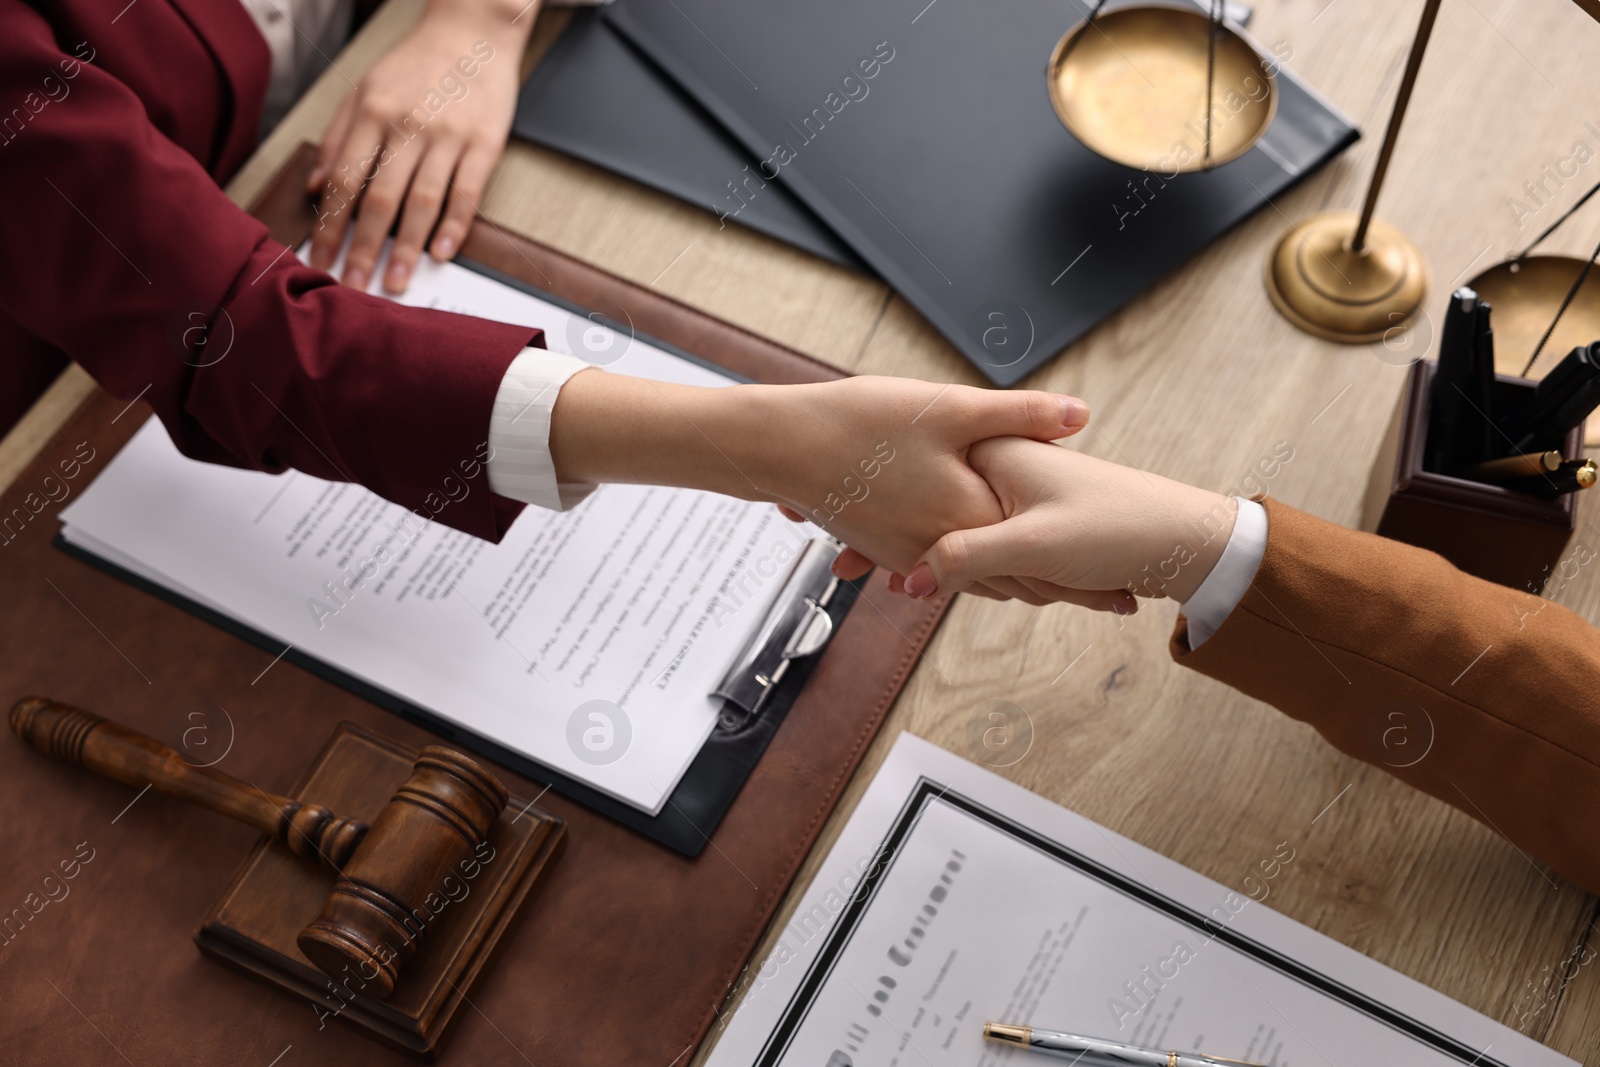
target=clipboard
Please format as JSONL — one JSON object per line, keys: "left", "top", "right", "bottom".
{"left": 50, "top": 145, "right": 890, "bottom": 857}
{"left": 0, "top": 143, "right": 950, "bottom": 1066}
{"left": 51, "top": 522, "right": 851, "bottom": 858}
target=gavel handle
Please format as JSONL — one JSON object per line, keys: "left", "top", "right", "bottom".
{"left": 10, "top": 697, "right": 366, "bottom": 870}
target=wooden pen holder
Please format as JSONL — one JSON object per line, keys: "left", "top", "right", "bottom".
{"left": 1362, "top": 359, "right": 1585, "bottom": 593}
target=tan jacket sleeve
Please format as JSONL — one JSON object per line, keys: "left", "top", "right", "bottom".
{"left": 1171, "top": 498, "right": 1600, "bottom": 893}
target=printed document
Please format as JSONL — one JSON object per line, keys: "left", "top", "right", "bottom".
{"left": 706, "top": 733, "right": 1574, "bottom": 1067}
{"left": 60, "top": 253, "right": 817, "bottom": 814}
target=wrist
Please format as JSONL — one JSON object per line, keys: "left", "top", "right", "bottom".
{"left": 421, "top": 0, "right": 536, "bottom": 45}
{"left": 688, "top": 382, "right": 791, "bottom": 501}
{"left": 1161, "top": 490, "right": 1236, "bottom": 602}
{"left": 711, "top": 383, "right": 805, "bottom": 503}
{"left": 711, "top": 381, "right": 893, "bottom": 519}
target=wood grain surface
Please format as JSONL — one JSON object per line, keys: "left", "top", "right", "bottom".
{"left": 6, "top": 0, "right": 1599, "bottom": 1063}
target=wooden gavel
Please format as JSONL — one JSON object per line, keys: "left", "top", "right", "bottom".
{"left": 9, "top": 697, "right": 508, "bottom": 999}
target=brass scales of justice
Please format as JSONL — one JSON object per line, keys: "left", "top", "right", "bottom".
{"left": 1045, "top": 0, "right": 1600, "bottom": 384}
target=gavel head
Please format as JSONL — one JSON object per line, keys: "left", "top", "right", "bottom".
{"left": 297, "top": 746, "right": 508, "bottom": 999}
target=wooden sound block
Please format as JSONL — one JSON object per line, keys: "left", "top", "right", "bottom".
{"left": 195, "top": 723, "right": 564, "bottom": 1061}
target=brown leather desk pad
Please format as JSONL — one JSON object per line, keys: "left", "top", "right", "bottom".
{"left": 0, "top": 144, "right": 948, "bottom": 1065}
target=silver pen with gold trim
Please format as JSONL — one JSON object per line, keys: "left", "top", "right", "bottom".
{"left": 983, "top": 1022, "right": 1263, "bottom": 1067}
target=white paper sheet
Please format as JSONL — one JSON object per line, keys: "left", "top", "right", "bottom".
{"left": 706, "top": 734, "right": 1574, "bottom": 1067}
{"left": 59, "top": 254, "right": 819, "bottom": 814}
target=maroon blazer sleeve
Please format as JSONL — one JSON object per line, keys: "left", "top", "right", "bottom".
{"left": 0, "top": 8, "right": 536, "bottom": 541}
{"left": 1172, "top": 499, "right": 1600, "bottom": 893}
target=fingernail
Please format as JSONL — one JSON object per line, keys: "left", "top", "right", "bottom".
{"left": 344, "top": 267, "right": 368, "bottom": 291}
{"left": 384, "top": 262, "right": 410, "bottom": 292}
{"left": 432, "top": 234, "right": 456, "bottom": 259}
{"left": 1061, "top": 397, "right": 1090, "bottom": 428}
{"left": 904, "top": 565, "right": 938, "bottom": 600}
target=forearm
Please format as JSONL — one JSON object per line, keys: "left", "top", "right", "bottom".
{"left": 1175, "top": 499, "right": 1600, "bottom": 892}
{"left": 548, "top": 370, "right": 785, "bottom": 503}
{"left": 424, "top": 0, "right": 539, "bottom": 40}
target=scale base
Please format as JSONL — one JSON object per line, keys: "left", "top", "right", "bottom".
{"left": 1265, "top": 210, "right": 1429, "bottom": 343}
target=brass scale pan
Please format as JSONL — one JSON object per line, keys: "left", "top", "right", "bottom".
{"left": 1470, "top": 256, "right": 1600, "bottom": 444}
{"left": 1047, "top": 1, "right": 1600, "bottom": 444}
{"left": 1046, "top": 2, "right": 1277, "bottom": 173}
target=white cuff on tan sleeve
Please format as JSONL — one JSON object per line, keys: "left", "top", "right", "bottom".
{"left": 1180, "top": 497, "right": 1267, "bottom": 648}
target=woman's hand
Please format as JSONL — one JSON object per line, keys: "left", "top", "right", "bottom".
{"left": 752, "top": 378, "right": 1091, "bottom": 581}
{"left": 547, "top": 373, "right": 1092, "bottom": 586}
{"left": 307, "top": 0, "right": 536, "bottom": 294}
{"left": 899, "top": 437, "right": 1238, "bottom": 609}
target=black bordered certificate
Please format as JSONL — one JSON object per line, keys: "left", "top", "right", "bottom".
{"left": 706, "top": 734, "right": 1574, "bottom": 1067}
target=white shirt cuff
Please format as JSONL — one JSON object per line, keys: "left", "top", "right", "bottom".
{"left": 1180, "top": 497, "right": 1267, "bottom": 648}
{"left": 486, "top": 348, "right": 599, "bottom": 511}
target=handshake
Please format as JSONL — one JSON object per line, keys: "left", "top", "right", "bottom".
{"left": 757, "top": 377, "right": 1238, "bottom": 613}
{"left": 551, "top": 372, "right": 1240, "bottom": 612}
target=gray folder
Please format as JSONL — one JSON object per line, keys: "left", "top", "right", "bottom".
{"left": 514, "top": 11, "right": 869, "bottom": 272}
{"left": 521, "top": 0, "right": 1357, "bottom": 385}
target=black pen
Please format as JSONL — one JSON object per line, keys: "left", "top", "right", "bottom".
{"left": 1498, "top": 458, "right": 1597, "bottom": 498}
{"left": 1470, "top": 301, "right": 1497, "bottom": 464}
{"left": 1425, "top": 288, "right": 1481, "bottom": 474}
{"left": 1500, "top": 341, "right": 1600, "bottom": 453}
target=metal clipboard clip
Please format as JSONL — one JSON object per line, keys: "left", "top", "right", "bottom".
{"left": 713, "top": 538, "right": 842, "bottom": 728}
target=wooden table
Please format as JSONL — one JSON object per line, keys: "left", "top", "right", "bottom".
{"left": 6, "top": 0, "right": 1599, "bottom": 1062}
